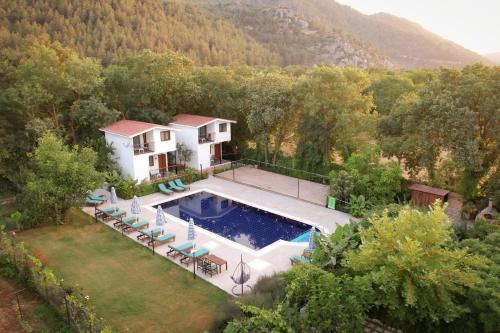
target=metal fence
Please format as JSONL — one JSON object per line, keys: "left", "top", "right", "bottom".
{"left": 214, "top": 159, "right": 330, "bottom": 206}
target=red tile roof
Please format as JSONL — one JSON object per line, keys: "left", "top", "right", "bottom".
{"left": 171, "top": 114, "right": 217, "bottom": 127}
{"left": 100, "top": 120, "right": 171, "bottom": 137}
{"left": 171, "top": 114, "right": 236, "bottom": 127}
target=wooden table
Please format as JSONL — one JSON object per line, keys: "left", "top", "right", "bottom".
{"left": 204, "top": 254, "right": 228, "bottom": 273}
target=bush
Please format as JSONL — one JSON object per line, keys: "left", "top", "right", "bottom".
{"left": 181, "top": 168, "right": 207, "bottom": 184}
{"left": 136, "top": 181, "right": 158, "bottom": 197}
{"left": 211, "top": 274, "right": 286, "bottom": 332}
{"left": 330, "top": 146, "right": 403, "bottom": 206}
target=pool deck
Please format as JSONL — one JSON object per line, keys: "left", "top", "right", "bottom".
{"left": 83, "top": 176, "right": 352, "bottom": 294}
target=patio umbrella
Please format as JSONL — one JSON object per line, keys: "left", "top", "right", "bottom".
{"left": 187, "top": 218, "right": 196, "bottom": 244}
{"left": 131, "top": 196, "right": 141, "bottom": 215}
{"left": 151, "top": 205, "right": 166, "bottom": 255}
{"left": 187, "top": 217, "right": 197, "bottom": 279}
{"left": 155, "top": 205, "right": 166, "bottom": 230}
{"left": 110, "top": 187, "right": 118, "bottom": 207}
{"left": 308, "top": 226, "right": 316, "bottom": 251}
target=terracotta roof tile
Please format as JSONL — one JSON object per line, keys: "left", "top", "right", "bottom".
{"left": 100, "top": 120, "right": 170, "bottom": 137}
{"left": 171, "top": 114, "right": 217, "bottom": 127}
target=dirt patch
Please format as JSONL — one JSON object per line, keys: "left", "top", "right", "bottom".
{"left": 0, "top": 276, "right": 25, "bottom": 333}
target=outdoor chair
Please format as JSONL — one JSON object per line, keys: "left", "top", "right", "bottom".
{"left": 174, "top": 179, "right": 190, "bottom": 190}
{"left": 137, "top": 227, "right": 162, "bottom": 241}
{"left": 180, "top": 248, "right": 209, "bottom": 266}
{"left": 290, "top": 254, "right": 310, "bottom": 265}
{"left": 103, "top": 209, "right": 126, "bottom": 221}
{"left": 147, "top": 233, "right": 176, "bottom": 247}
{"left": 88, "top": 194, "right": 108, "bottom": 202}
{"left": 114, "top": 215, "right": 138, "bottom": 228}
{"left": 168, "top": 180, "right": 185, "bottom": 192}
{"left": 123, "top": 220, "right": 149, "bottom": 233}
{"left": 158, "top": 183, "right": 173, "bottom": 195}
{"left": 197, "top": 258, "right": 218, "bottom": 276}
{"left": 166, "top": 242, "right": 194, "bottom": 258}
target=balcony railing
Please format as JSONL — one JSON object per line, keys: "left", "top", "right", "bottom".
{"left": 198, "top": 133, "right": 216, "bottom": 144}
{"left": 134, "top": 143, "right": 154, "bottom": 155}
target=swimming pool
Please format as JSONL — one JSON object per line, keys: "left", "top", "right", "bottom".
{"left": 153, "top": 191, "right": 312, "bottom": 250}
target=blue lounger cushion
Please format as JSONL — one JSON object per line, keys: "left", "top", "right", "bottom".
{"left": 174, "top": 179, "right": 190, "bottom": 190}
{"left": 129, "top": 220, "right": 149, "bottom": 229}
{"left": 181, "top": 248, "right": 209, "bottom": 259}
{"left": 153, "top": 233, "right": 175, "bottom": 241}
{"left": 158, "top": 183, "right": 173, "bottom": 194}
{"left": 110, "top": 210, "right": 126, "bottom": 217}
{"left": 168, "top": 181, "right": 185, "bottom": 191}
{"left": 88, "top": 194, "right": 107, "bottom": 202}
{"left": 290, "top": 254, "right": 310, "bottom": 264}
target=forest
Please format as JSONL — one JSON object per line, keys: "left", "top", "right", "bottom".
{"left": 0, "top": 42, "right": 499, "bottom": 332}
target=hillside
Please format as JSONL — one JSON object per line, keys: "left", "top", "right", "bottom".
{"left": 0, "top": 0, "right": 489, "bottom": 68}
{"left": 199, "top": 0, "right": 488, "bottom": 68}
{"left": 0, "top": 0, "right": 280, "bottom": 66}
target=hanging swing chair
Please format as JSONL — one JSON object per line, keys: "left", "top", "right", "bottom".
{"left": 231, "top": 254, "right": 252, "bottom": 296}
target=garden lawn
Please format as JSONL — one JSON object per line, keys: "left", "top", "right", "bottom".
{"left": 17, "top": 208, "right": 229, "bottom": 333}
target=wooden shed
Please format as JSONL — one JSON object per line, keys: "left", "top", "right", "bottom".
{"left": 408, "top": 184, "right": 449, "bottom": 207}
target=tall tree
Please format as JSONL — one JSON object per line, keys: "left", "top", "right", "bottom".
{"left": 246, "top": 72, "right": 294, "bottom": 164}
{"left": 22, "top": 132, "right": 103, "bottom": 226}
{"left": 293, "top": 67, "right": 374, "bottom": 170}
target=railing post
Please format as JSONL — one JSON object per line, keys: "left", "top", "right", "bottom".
{"left": 297, "top": 178, "right": 300, "bottom": 199}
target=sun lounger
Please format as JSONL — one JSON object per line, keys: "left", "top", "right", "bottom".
{"left": 168, "top": 180, "right": 185, "bottom": 192}
{"left": 166, "top": 242, "right": 194, "bottom": 258}
{"left": 158, "top": 183, "right": 173, "bottom": 195}
{"left": 303, "top": 248, "right": 314, "bottom": 258}
{"left": 123, "top": 220, "right": 149, "bottom": 233}
{"left": 114, "top": 215, "right": 138, "bottom": 228}
{"left": 290, "top": 254, "right": 310, "bottom": 265}
{"left": 95, "top": 206, "right": 116, "bottom": 218}
{"left": 88, "top": 194, "right": 108, "bottom": 202}
{"left": 86, "top": 198, "right": 103, "bottom": 206}
{"left": 174, "top": 179, "right": 190, "bottom": 190}
{"left": 180, "top": 248, "right": 209, "bottom": 265}
{"left": 103, "top": 209, "right": 126, "bottom": 221}
{"left": 137, "top": 227, "right": 162, "bottom": 241}
{"left": 147, "top": 233, "right": 176, "bottom": 247}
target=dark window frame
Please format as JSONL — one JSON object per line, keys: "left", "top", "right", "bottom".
{"left": 160, "top": 130, "right": 170, "bottom": 142}
{"left": 219, "top": 123, "right": 227, "bottom": 132}
{"left": 149, "top": 155, "right": 154, "bottom": 167}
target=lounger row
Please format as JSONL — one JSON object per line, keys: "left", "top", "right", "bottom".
{"left": 158, "top": 179, "right": 190, "bottom": 195}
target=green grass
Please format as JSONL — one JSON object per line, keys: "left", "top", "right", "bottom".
{"left": 18, "top": 208, "right": 229, "bottom": 333}
{"left": 26, "top": 302, "right": 73, "bottom": 333}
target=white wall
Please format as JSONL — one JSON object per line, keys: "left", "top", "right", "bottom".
{"left": 105, "top": 128, "right": 177, "bottom": 183}
{"left": 170, "top": 121, "right": 232, "bottom": 171}
{"left": 170, "top": 124, "right": 200, "bottom": 169}
{"left": 150, "top": 128, "right": 176, "bottom": 153}
{"left": 105, "top": 133, "right": 135, "bottom": 179}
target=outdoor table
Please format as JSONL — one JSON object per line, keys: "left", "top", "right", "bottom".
{"left": 204, "top": 254, "right": 228, "bottom": 273}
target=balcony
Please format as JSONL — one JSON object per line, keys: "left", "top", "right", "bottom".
{"left": 134, "top": 143, "right": 154, "bottom": 155}
{"left": 198, "top": 132, "right": 216, "bottom": 144}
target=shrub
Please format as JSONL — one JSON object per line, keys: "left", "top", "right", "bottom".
{"left": 136, "top": 181, "right": 158, "bottom": 197}
{"left": 181, "top": 168, "right": 207, "bottom": 184}
{"left": 212, "top": 274, "right": 286, "bottom": 332}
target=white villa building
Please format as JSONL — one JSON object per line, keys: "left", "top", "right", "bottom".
{"left": 100, "top": 120, "right": 178, "bottom": 181}
{"left": 170, "top": 114, "right": 236, "bottom": 170}
{"left": 101, "top": 114, "right": 236, "bottom": 181}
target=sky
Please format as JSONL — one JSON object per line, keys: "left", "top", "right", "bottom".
{"left": 335, "top": 0, "right": 500, "bottom": 54}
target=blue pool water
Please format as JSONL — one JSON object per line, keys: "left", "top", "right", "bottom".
{"left": 153, "top": 191, "right": 311, "bottom": 250}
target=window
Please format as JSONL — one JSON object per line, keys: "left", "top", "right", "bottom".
{"left": 160, "top": 130, "right": 170, "bottom": 141}
{"left": 219, "top": 123, "right": 227, "bottom": 132}
{"left": 149, "top": 156, "right": 154, "bottom": 167}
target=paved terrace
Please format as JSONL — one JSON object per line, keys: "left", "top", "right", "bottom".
{"left": 83, "top": 176, "right": 351, "bottom": 294}
{"left": 216, "top": 166, "right": 329, "bottom": 206}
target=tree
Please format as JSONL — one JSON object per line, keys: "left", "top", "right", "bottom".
{"left": 344, "top": 203, "right": 487, "bottom": 331}
{"left": 22, "top": 132, "right": 103, "bottom": 226}
{"left": 293, "top": 67, "right": 374, "bottom": 170}
{"left": 176, "top": 143, "right": 193, "bottom": 167}
{"left": 330, "top": 146, "right": 403, "bottom": 205}
{"left": 370, "top": 74, "right": 415, "bottom": 115}
{"left": 246, "top": 72, "right": 294, "bottom": 164}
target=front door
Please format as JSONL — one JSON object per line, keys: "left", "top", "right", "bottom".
{"left": 214, "top": 143, "right": 222, "bottom": 161}
{"left": 158, "top": 154, "right": 166, "bottom": 174}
